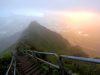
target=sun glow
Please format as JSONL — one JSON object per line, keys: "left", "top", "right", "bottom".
{"left": 56, "top": 11, "right": 100, "bottom": 29}
{"left": 64, "top": 11, "right": 97, "bottom": 27}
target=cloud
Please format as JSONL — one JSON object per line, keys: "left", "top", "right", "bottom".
{"left": 78, "top": 31, "right": 89, "bottom": 37}
{"left": 0, "top": 0, "right": 100, "bottom": 12}
{"left": 12, "top": 10, "right": 44, "bottom": 17}
{"left": 0, "top": 31, "right": 7, "bottom": 35}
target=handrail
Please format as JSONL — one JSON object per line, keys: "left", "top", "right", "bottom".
{"left": 60, "top": 55, "right": 100, "bottom": 64}
{"left": 5, "top": 56, "right": 14, "bottom": 75}
{"left": 33, "top": 50, "right": 58, "bottom": 56}
{"left": 13, "top": 56, "right": 16, "bottom": 75}
{"left": 27, "top": 53, "right": 59, "bottom": 69}
{"left": 25, "top": 50, "right": 73, "bottom": 75}
{"left": 32, "top": 50, "right": 66, "bottom": 74}
{"left": 24, "top": 50, "right": 100, "bottom": 75}
{"left": 26, "top": 50, "right": 100, "bottom": 64}
{"left": 5, "top": 54, "right": 16, "bottom": 75}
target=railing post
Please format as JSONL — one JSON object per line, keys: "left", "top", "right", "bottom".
{"left": 32, "top": 51, "right": 36, "bottom": 57}
{"left": 13, "top": 55, "right": 16, "bottom": 75}
{"left": 32, "top": 51, "right": 37, "bottom": 61}
{"left": 59, "top": 56, "right": 73, "bottom": 75}
{"left": 5, "top": 52, "right": 14, "bottom": 75}
{"left": 57, "top": 56, "right": 65, "bottom": 75}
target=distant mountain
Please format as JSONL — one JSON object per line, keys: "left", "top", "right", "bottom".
{"left": 16, "top": 21, "right": 88, "bottom": 57}
{"left": 0, "top": 32, "right": 22, "bottom": 53}
{"left": 60, "top": 30, "right": 100, "bottom": 57}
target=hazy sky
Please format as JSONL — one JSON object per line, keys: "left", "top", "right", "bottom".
{"left": 0, "top": 0, "right": 100, "bottom": 34}
{"left": 0, "top": 0, "right": 100, "bottom": 16}
{"left": 0, "top": 0, "right": 100, "bottom": 52}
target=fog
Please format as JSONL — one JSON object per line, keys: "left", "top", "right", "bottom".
{"left": 0, "top": 0, "right": 100, "bottom": 57}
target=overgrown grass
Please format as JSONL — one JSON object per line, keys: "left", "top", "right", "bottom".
{"left": 0, "top": 50, "right": 12, "bottom": 75}
{"left": 63, "top": 60, "right": 100, "bottom": 75}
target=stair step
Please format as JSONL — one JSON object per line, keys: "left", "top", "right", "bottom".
{"left": 16, "top": 54, "right": 48, "bottom": 75}
{"left": 21, "top": 62, "right": 33, "bottom": 68}
{"left": 24, "top": 64, "right": 39, "bottom": 73}
{"left": 32, "top": 68, "right": 44, "bottom": 75}
{"left": 19, "top": 59, "right": 29, "bottom": 63}
{"left": 22, "top": 63, "right": 35, "bottom": 71}
{"left": 26, "top": 66, "right": 40, "bottom": 75}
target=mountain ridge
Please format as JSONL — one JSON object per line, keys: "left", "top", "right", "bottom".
{"left": 16, "top": 21, "right": 88, "bottom": 57}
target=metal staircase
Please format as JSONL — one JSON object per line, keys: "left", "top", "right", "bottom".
{"left": 5, "top": 50, "right": 100, "bottom": 75}
{"left": 16, "top": 54, "right": 48, "bottom": 75}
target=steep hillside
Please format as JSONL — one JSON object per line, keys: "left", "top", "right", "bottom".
{"left": 60, "top": 31, "right": 100, "bottom": 57}
{"left": 16, "top": 21, "right": 88, "bottom": 56}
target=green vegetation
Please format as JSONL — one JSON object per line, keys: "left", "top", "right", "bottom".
{"left": 0, "top": 50, "right": 12, "bottom": 75}
{"left": 63, "top": 60, "right": 100, "bottom": 75}
{"left": 41, "top": 63, "right": 59, "bottom": 75}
